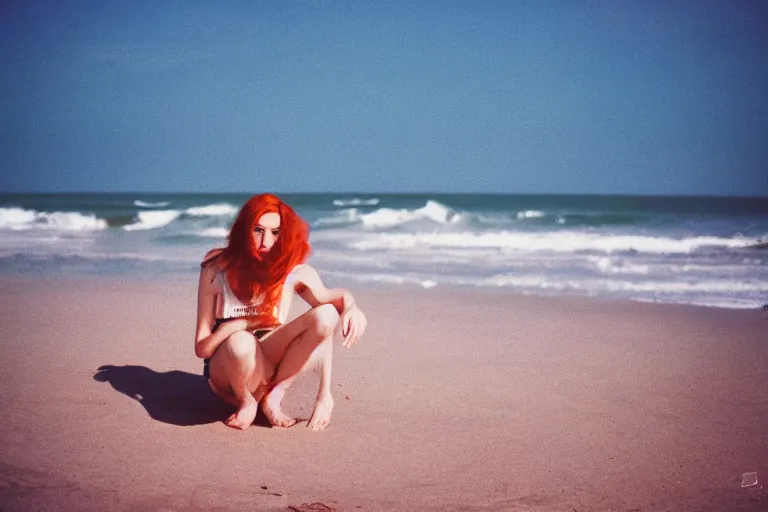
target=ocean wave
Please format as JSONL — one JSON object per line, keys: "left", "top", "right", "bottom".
{"left": 134, "top": 200, "right": 170, "bottom": 208}
{"left": 590, "top": 256, "right": 650, "bottom": 275}
{"left": 476, "top": 273, "right": 768, "bottom": 296}
{"left": 359, "top": 200, "right": 460, "bottom": 228}
{"left": 324, "top": 270, "right": 438, "bottom": 289}
{"left": 315, "top": 208, "right": 360, "bottom": 227}
{"left": 634, "top": 297, "right": 763, "bottom": 309}
{"left": 197, "top": 228, "right": 229, "bottom": 238}
{"left": 0, "top": 251, "right": 196, "bottom": 263}
{"left": 104, "top": 215, "right": 142, "bottom": 228}
{"left": 516, "top": 210, "right": 546, "bottom": 219}
{"left": 0, "top": 207, "right": 107, "bottom": 231}
{"left": 333, "top": 198, "right": 380, "bottom": 207}
{"left": 349, "top": 231, "right": 758, "bottom": 254}
{"left": 123, "top": 210, "right": 181, "bottom": 231}
{"left": 486, "top": 210, "right": 641, "bottom": 227}
{"left": 605, "top": 279, "right": 768, "bottom": 294}
{"left": 0, "top": 251, "right": 199, "bottom": 277}
{"left": 184, "top": 203, "right": 238, "bottom": 217}
{"left": 555, "top": 213, "right": 641, "bottom": 226}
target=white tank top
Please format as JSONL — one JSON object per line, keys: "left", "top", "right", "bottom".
{"left": 213, "top": 265, "right": 303, "bottom": 324}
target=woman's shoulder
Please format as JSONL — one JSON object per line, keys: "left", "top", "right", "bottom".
{"left": 288, "top": 263, "right": 320, "bottom": 284}
{"left": 200, "top": 248, "right": 224, "bottom": 269}
{"left": 290, "top": 262, "right": 313, "bottom": 275}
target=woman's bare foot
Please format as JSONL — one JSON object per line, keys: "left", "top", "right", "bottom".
{"left": 260, "top": 388, "right": 298, "bottom": 428}
{"left": 224, "top": 394, "right": 258, "bottom": 430}
{"left": 307, "top": 393, "right": 334, "bottom": 431}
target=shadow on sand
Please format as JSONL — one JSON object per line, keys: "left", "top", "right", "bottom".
{"left": 93, "top": 364, "right": 240, "bottom": 427}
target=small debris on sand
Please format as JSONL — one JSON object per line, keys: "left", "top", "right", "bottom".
{"left": 289, "top": 503, "right": 337, "bottom": 512}
{"left": 742, "top": 472, "right": 759, "bottom": 488}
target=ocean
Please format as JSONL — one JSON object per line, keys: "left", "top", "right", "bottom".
{"left": 1, "top": 192, "right": 766, "bottom": 309}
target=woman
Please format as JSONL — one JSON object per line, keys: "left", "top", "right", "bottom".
{"left": 194, "top": 193, "right": 367, "bottom": 431}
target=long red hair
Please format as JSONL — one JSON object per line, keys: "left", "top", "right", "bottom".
{"left": 206, "top": 194, "right": 311, "bottom": 322}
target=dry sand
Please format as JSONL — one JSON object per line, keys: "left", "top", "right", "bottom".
{"left": 0, "top": 276, "right": 766, "bottom": 511}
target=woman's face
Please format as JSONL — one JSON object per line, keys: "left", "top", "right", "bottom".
{"left": 253, "top": 212, "right": 281, "bottom": 254}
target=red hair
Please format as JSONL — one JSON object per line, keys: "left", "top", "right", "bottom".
{"left": 206, "top": 194, "right": 311, "bottom": 323}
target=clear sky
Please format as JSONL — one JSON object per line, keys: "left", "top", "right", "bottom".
{"left": 1, "top": 1, "right": 766, "bottom": 196}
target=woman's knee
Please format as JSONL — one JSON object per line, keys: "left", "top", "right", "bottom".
{"left": 224, "top": 330, "right": 257, "bottom": 361}
{"left": 311, "top": 304, "right": 340, "bottom": 338}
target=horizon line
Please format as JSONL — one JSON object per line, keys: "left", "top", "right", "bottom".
{"left": 2, "top": 190, "right": 767, "bottom": 200}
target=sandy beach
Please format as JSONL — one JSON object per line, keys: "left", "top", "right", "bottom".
{"left": 1, "top": 276, "right": 766, "bottom": 511}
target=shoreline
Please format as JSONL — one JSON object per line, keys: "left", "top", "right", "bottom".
{"left": 0, "top": 272, "right": 765, "bottom": 312}
{"left": 1, "top": 276, "right": 766, "bottom": 511}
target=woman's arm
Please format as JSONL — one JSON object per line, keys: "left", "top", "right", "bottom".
{"left": 194, "top": 266, "right": 250, "bottom": 359}
{"left": 293, "top": 265, "right": 367, "bottom": 348}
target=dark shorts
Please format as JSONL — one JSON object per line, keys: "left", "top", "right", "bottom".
{"left": 202, "top": 319, "right": 274, "bottom": 378}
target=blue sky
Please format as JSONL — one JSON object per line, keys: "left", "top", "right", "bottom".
{"left": 1, "top": 1, "right": 766, "bottom": 195}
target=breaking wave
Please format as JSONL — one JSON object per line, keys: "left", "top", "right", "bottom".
{"left": 349, "top": 231, "right": 757, "bottom": 254}
{"left": 134, "top": 200, "right": 170, "bottom": 208}
{"left": 0, "top": 207, "right": 107, "bottom": 232}
{"left": 516, "top": 210, "right": 545, "bottom": 219}
{"left": 333, "top": 198, "right": 380, "bottom": 207}
{"left": 123, "top": 210, "right": 181, "bottom": 231}
{"left": 197, "top": 228, "right": 229, "bottom": 238}
{"left": 358, "top": 200, "right": 460, "bottom": 228}
{"left": 184, "top": 203, "right": 238, "bottom": 217}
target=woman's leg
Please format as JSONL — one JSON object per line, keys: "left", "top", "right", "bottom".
{"left": 208, "top": 330, "right": 273, "bottom": 430}
{"left": 305, "top": 336, "right": 335, "bottom": 431}
{"left": 264, "top": 336, "right": 335, "bottom": 430}
{"left": 258, "top": 303, "right": 339, "bottom": 429}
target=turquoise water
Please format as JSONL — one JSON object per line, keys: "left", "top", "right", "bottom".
{"left": 1, "top": 192, "right": 767, "bottom": 308}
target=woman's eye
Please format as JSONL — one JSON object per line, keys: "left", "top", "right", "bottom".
{"left": 254, "top": 228, "right": 263, "bottom": 234}
{"left": 272, "top": 230, "right": 281, "bottom": 236}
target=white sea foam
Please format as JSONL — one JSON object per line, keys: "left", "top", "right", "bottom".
{"left": 591, "top": 256, "right": 650, "bottom": 275}
{"left": 198, "top": 228, "right": 229, "bottom": 238}
{"left": 0, "top": 207, "right": 36, "bottom": 229}
{"left": 478, "top": 273, "right": 768, "bottom": 296}
{"left": 476, "top": 213, "right": 510, "bottom": 225}
{"left": 123, "top": 210, "right": 181, "bottom": 231}
{"left": 477, "top": 274, "right": 576, "bottom": 291}
{"left": 0, "top": 207, "right": 107, "bottom": 231}
{"left": 1, "top": 249, "right": 198, "bottom": 263}
{"left": 41, "top": 212, "right": 108, "bottom": 231}
{"left": 347, "top": 273, "right": 406, "bottom": 285}
{"left": 603, "top": 279, "right": 768, "bottom": 294}
{"left": 333, "top": 198, "right": 380, "bottom": 207}
{"left": 326, "top": 271, "right": 440, "bottom": 288}
{"left": 635, "top": 297, "right": 762, "bottom": 309}
{"left": 516, "top": 210, "right": 545, "bottom": 219}
{"left": 359, "top": 200, "right": 459, "bottom": 228}
{"left": 134, "top": 200, "right": 170, "bottom": 208}
{"left": 72, "top": 251, "right": 196, "bottom": 263}
{"left": 185, "top": 203, "right": 238, "bottom": 217}
{"left": 350, "top": 231, "right": 757, "bottom": 254}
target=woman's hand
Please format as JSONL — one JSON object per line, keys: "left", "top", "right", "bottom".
{"left": 341, "top": 306, "right": 367, "bottom": 348}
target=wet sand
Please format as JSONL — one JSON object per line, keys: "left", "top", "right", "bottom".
{"left": 0, "top": 276, "right": 766, "bottom": 511}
